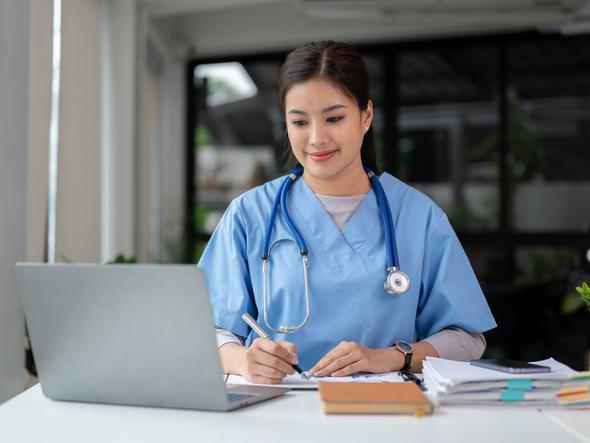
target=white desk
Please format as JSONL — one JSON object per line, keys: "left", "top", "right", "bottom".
{"left": 0, "top": 385, "right": 588, "bottom": 443}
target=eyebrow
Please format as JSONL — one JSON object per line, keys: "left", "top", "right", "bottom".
{"left": 287, "top": 104, "right": 348, "bottom": 115}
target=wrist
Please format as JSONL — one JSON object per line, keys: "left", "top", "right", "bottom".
{"left": 386, "top": 346, "right": 405, "bottom": 372}
{"left": 219, "top": 342, "right": 247, "bottom": 375}
{"left": 393, "top": 340, "right": 414, "bottom": 371}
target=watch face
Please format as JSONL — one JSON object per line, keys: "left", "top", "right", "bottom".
{"left": 395, "top": 340, "right": 413, "bottom": 354}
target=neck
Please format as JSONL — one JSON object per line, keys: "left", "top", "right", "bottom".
{"left": 302, "top": 160, "right": 371, "bottom": 196}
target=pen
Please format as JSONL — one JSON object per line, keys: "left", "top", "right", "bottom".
{"left": 241, "top": 313, "right": 309, "bottom": 380}
{"left": 400, "top": 370, "right": 425, "bottom": 390}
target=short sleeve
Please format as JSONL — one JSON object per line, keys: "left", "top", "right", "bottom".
{"left": 416, "top": 213, "right": 497, "bottom": 339}
{"left": 197, "top": 201, "right": 256, "bottom": 338}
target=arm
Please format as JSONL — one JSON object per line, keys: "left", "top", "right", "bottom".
{"left": 308, "top": 339, "right": 438, "bottom": 377}
{"left": 306, "top": 327, "right": 484, "bottom": 377}
{"left": 423, "top": 327, "right": 486, "bottom": 361}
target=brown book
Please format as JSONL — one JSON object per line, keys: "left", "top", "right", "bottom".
{"left": 318, "top": 381, "right": 433, "bottom": 415}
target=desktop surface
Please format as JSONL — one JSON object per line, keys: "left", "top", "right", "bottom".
{"left": 0, "top": 384, "right": 588, "bottom": 443}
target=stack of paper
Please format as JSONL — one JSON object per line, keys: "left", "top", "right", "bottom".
{"left": 557, "top": 371, "right": 590, "bottom": 409}
{"left": 422, "top": 357, "right": 575, "bottom": 406}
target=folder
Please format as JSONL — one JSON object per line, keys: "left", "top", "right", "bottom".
{"left": 318, "top": 381, "right": 432, "bottom": 415}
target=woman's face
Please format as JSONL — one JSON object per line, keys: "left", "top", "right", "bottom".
{"left": 284, "top": 77, "right": 373, "bottom": 186}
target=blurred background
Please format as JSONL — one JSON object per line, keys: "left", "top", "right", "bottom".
{"left": 2, "top": 0, "right": 590, "bottom": 403}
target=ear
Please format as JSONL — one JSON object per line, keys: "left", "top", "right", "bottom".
{"left": 362, "top": 100, "right": 374, "bottom": 131}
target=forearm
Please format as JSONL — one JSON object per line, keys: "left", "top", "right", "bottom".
{"left": 423, "top": 328, "right": 486, "bottom": 361}
{"left": 409, "top": 340, "right": 439, "bottom": 372}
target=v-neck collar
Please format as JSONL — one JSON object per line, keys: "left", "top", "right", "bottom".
{"left": 286, "top": 176, "right": 387, "bottom": 277}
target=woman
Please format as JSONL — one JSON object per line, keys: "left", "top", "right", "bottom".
{"left": 198, "top": 41, "right": 496, "bottom": 384}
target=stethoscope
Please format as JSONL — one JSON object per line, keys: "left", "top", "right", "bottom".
{"left": 260, "top": 165, "right": 410, "bottom": 334}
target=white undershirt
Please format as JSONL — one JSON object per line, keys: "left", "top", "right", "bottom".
{"left": 214, "top": 192, "right": 486, "bottom": 361}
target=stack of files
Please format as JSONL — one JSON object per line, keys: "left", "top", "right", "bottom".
{"left": 318, "top": 381, "right": 432, "bottom": 415}
{"left": 557, "top": 371, "right": 590, "bottom": 409}
{"left": 422, "top": 357, "right": 575, "bottom": 406}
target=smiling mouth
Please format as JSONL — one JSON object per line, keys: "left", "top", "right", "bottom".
{"left": 307, "top": 150, "right": 338, "bottom": 161}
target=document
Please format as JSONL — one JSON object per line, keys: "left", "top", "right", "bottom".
{"left": 422, "top": 357, "right": 576, "bottom": 406}
{"left": 226, "top": 371, "right": 405, "bottom": 390}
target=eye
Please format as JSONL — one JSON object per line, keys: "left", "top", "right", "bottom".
{"left": 327, "top": 115, "right": 344, "bottom": 123}
{"left": 291, "top": 120, "right": 307, "bottom": 127}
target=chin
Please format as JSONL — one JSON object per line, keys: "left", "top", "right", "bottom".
{"left": 302, "top": 161, "right": 344, "bottom": 181}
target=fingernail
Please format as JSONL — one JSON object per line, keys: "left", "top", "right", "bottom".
{"left": 290, "top": 353, "right": 298, "bottom": 364}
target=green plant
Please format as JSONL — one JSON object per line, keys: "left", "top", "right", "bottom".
{"left": 576, "top": 282, "right": 590, "bottom": 313}
{"left": 108, "top": 254, "right": 137, "bottom": 264}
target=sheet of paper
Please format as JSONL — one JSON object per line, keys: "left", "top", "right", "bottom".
{"left": 226, "top": 372, "right": 405, "bottom": 389}
{"left": 424, "top": 357, "right": 575, "bottom": 388}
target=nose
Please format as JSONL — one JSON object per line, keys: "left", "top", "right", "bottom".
{"left": 309, "top": 122, "right": 329, "bottom": 147}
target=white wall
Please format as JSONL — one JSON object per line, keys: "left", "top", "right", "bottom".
{"left": 137, "top": 12, "right": 186, "bottom": 263}
{"left": 56, "top": 0, "right": 102, "bottom": 263}
{"left": 0, "top": 0, "right": 29, "bottom": 403}
{"left": 27, "top": 0, "right": 52, "bottom": 263}
{"left": 101, "top": 0, "right": 137, "bottom": 263}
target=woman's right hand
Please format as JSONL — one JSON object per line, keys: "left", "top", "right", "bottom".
{"left": 238, "top": 338, "right": 299, "bottom": 384}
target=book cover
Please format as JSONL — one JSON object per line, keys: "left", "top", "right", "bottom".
{"left": 318, "top": 381, "right": 432, "bottom": 415}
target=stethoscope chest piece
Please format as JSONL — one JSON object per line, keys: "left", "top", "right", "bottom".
{"left": 384, "top": 267, "right": 410, "bottom": 295}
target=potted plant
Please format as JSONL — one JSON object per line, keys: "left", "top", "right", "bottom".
{"left": 576, "top": 282, "right": 590, "bottom": 312}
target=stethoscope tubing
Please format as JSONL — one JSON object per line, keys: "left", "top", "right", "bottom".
{"left": 261, "top": 166, "right": 305, "bottom": 259}
{"left": 366, "top": 167, "right": 400, "bottom": 271}
{"left": 260, "top": 165, "right": 406, "bottom": 334}
{"left": 280, "top": 169, "right": 307, "bottom": 256}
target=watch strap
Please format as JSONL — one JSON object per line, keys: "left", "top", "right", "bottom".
{"left": 394, "top": 341, "right": 413, "bottom": 371}
{"left": 401, "top": 351, "right": 412, "bottom": 371}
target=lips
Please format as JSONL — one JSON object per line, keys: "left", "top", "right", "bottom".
{"left": 307, "top": 149, "right": 338, "bottom": 162}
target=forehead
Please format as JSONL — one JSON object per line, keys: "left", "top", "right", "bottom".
{"left": 285, "top": 77, "right": 355, "bottom": 111}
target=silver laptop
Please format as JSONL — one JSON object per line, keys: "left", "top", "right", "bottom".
{"left": 15, "top": 263, "right": 289, "bottom": 411}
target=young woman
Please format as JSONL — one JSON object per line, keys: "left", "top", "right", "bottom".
{"left": 198, "top": 41, "right": 496, "bottom": 385}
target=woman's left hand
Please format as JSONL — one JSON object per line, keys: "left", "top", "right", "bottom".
{"left": 308, "top": 341, "right": 402, "bottom": 377}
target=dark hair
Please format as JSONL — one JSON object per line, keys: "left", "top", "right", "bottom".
{"left": 278, "top": 40, "right": 378, "bottom": 173}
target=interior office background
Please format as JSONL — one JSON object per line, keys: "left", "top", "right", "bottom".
{"left": 2, "top": 0, "right": 590, "bottom": 404}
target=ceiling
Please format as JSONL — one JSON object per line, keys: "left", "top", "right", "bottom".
{"left": 145, "top": 0, "right": 590, "bottom": 58}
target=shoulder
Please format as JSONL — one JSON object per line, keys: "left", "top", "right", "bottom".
{"left": 225, "top": 175, "right": 286, "bottom": 221}
{"left": 379, "top": 172, "right": 445, "bottom": 229}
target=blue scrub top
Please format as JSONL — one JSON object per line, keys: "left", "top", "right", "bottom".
{"left": 198, "top": 172, "right": 496, "bottom": 370}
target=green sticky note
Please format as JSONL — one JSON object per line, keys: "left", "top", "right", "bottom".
{"left": 500, "top": 389, "right": 525, "bottom": 401}
{"left": 508, "top": 379, "right": 532, "bottom": 390}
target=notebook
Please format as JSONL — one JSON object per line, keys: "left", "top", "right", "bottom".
{"left": 318, "top": 381, "right": 432, "bottom": 415}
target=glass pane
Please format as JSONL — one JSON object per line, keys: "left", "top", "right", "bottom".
{"left": 398, "top": 45, "right": 500, "bottom": 232}
{"left": 193, "top": 60, "right": 283, "bottom": 260}
{"left": 509, "top": 37, "right": 590, "bottom": 232}
{"left": 361, "top": 54, "right": 385, "bottom": 170}
{"left": 483, "top": 245, "right": 588, "bottom": 369}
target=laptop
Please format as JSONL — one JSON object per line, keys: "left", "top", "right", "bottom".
{"left": 15, "top": 263, "right": 289, "bottom": 411}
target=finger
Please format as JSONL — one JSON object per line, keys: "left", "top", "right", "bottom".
{"left": 252, "top": 361, "right": 291, "bottom": 380}
{"left": 309, "top": 342, "right": 351, "bottom": 375}
{"left": 256, "top": 338, "right": 298, "bottom": 365}
{"left": 317, "top": 352, "right": 360, "bottom": 376}
{"left": 332, "top": 360, "right": 365, "bottom": 377}
{"left": 253, "top": 350, "right": 295, "bottom": 375}
{"left": 276, "top": 340, "right": 298, "bottom": 360}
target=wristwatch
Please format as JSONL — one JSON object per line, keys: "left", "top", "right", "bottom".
{"left": 394, "top": 340, "right": 414, "bottom": 371}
